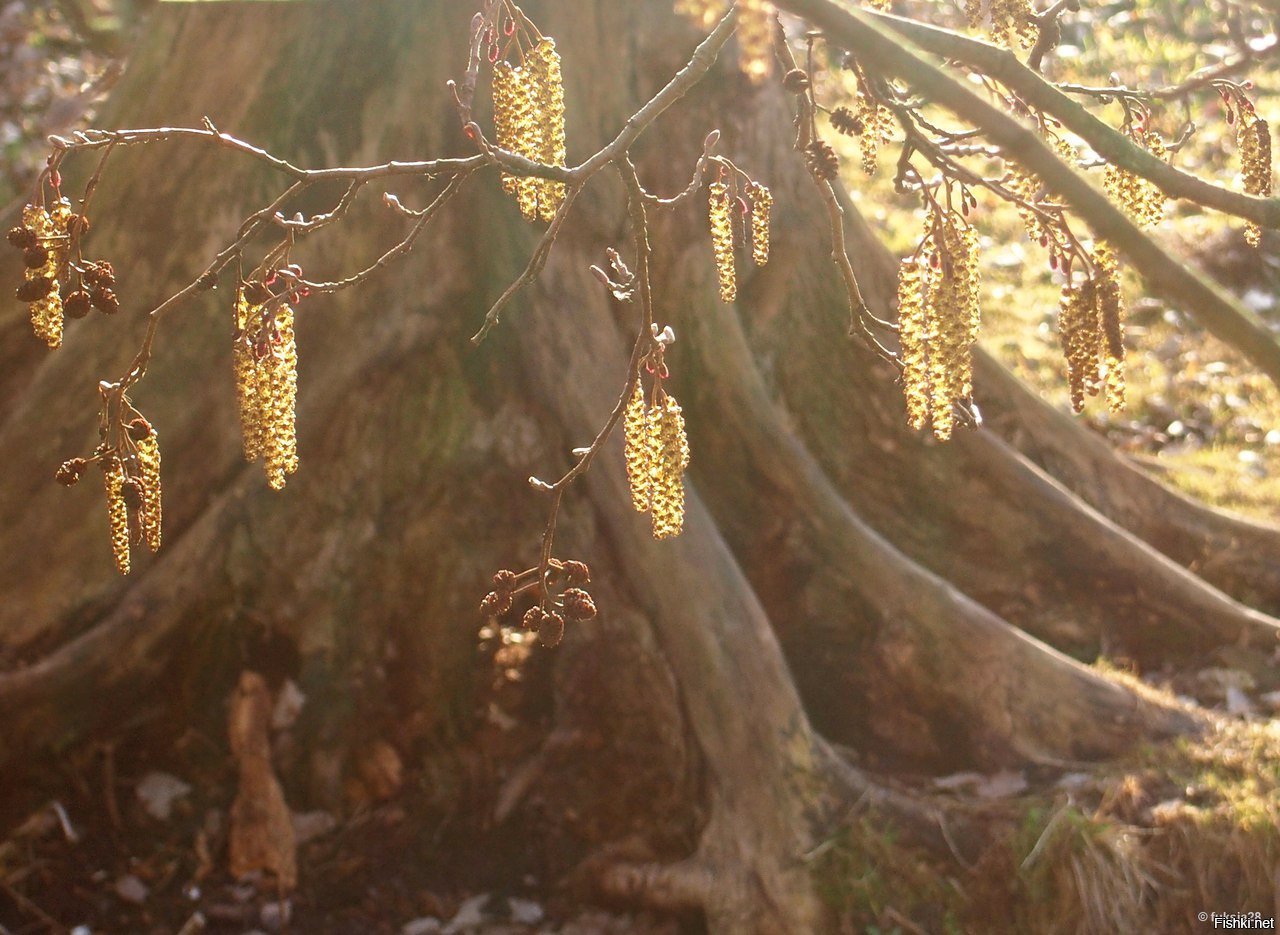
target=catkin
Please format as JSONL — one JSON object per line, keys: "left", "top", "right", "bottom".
{"left": 989, "top": 0, "right": 1038, "bottom": 49}
{"left": 528, "top": 38, "right": 567, "bottom": 221}
{"left": 1058, "top": 243, "right": 1126, "bottom": 413}
{"left": 708, "top": 180, "right": 736, "bottom": 301}
{"left": 624, "top": 382, "right": 651, "bottom": 512}
{"left": 1104, "top": 128, "right": 1166, "bottom": 229}
{"left": 896, "top": 256, "right": 930, "bottom": 431}
{"left": 830, "top": 85, "right": 895, "bottom": 176}
{"left": 135, "top": 428, "right": 163, "bottom": 552}
{"left": 894, "top": 206, "right": 982, "bottom": 440}
{"left": 624, "top": 383, "right": 690, "bottom": 539}
{"left": 103, "top": 460, "right": 131, "bottom": 575}
{"left": 491, "top": 39, "right": 567, "bottom": 222}
{"left": 1240, "top": 114, "right": 1272, "bottom": 247}
{"left": 233, "top": 290, "right": 299, "bottom": 489}
{"left": 750, "top": 183, "right": 771, "bottom": 267}
{"left": 649, "top": 395, "right": 689, "bottom": 539}
{"left": 22, "top": 202, "right": 69, "bottom": 349}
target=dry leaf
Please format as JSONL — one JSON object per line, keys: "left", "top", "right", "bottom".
{"left": 227, "top": 671, "right": 297, "bottom": 890}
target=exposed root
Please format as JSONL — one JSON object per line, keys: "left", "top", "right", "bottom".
{"left": 678, "top": 265, "right": 1200, "bottom": 769}
{"left": 975, "top": 348, "right": 1280, "bottom": 615}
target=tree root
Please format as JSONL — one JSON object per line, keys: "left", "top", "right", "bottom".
{"left": 677, "top": 273, "right": 1200, "bottom": 769}
{"left": 975, "top": 349, "right": 1280, "bottom": 614}
{"left": 735, "top": 179, "right": 1280, "bottom": 665}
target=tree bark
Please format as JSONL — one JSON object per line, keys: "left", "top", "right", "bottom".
{"left": 0, "top": 1, "right": 1273, "bottom": 930}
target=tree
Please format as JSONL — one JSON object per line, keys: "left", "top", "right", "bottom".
{"left": 0, "top": 0, "right": 1278, "bottom": 931}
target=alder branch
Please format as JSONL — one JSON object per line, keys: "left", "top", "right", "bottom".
{"left": 531, "top": 157, "right": 658, "bottom": 600}
{"left": 49, "top": 125, "right": 486, "bottom": 182}
{"left": 774, "top": 0, "right": 1280, "bottom": 391}
{"left": 470, "top": 183, "right": 582, "bottom": 345}
{"left": 857, "top": 10, "right": 1280, "bottom": 229}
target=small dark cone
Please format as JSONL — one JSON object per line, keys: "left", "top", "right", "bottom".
{"left": 90, "top": 288, "right": 120, "bottom": 315}
{"left": 55, "top": 458, "right": 86, "bottom": 487}
{"left": 22, "top": 246, "right": 49, "bottom": 269}
{"left": 782, "top": 68, "right": 810, "bottom": 94}
{"left": 805, "top": 140, "right": 840, "bottom": 181}
{"left": 830, "top": 105, "right": 862, "bottom": 137}
{"left": 6, "top": 226, "right": 36, "bottom": 249}
{"left": 65, "top": 290, "right": 92, "bottom": 320}
{"left": 16, "top": 277, "right": 53, "bottom": 302}
{"left": 541, "top": 612, "right": 566, "bottom": 647}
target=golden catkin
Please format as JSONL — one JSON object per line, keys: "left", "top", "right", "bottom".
{"left": 624, "top": 383, "right": 690, "bottom": 538}
{"left": 103, "top": 460, "right": 131, "bottom": 575}
{"left": 135, "top": 429, "right": 162, "bottom": 552}
{"left": 830, "top": 83, "right": 895, "bottom": 176}
{"left": 649, "top": 394, "right": 689, "bottom": 539}
{"left": 708, "top": 179, "right": 736, "bottom": 301}
{"left": 1094, "top": 243, "right": 1126, "bottom": 412}
{"left": 1240, "top": 114, "right": 1272, "bottom": 247}
{"left": 895, "top": 207, "right": 981, "bottom": 440}
{"left": 895, "top": 256, "right": 930, "bottom": 431}
{"left": 22, "top": 202, "right": 69, "bottom": 349}
{"left": 1058, "top": 276, "right": 1100, "bottom": 413}
{"left": 492, "top": 62, "right": 520, "bottom": 197}
{"left": 1104, "top": 128, "right": 1166, "bottom": 229}
{"left": 989, "top": 0, "right": 1037, "bottom": 49}
{"left": 528, "top": 38, "right": 567, "bottom": 221}
{"left": 492, "top": 39, "right": 567, "bottom": 223}
{"left": 750, "top": 183, "right": 771, "bottom": 267}
{"left": 233, "top": 290, "right": 265, "bottom": 461}
{"left": 624, "top": 382, "right": 651, "bottom": 511}
{"left": 233, "top": 291, "right": 299, "bottom": 489}
{"left": 263, "top": 305, "right": 299, "bottom": 490}
{"left": 1058, "top": 243, "right": 1126, "bottom": 413}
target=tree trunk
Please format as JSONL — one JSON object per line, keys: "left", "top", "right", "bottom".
{"left": 0, "top": 1, "right": 1275, "bottom": 930}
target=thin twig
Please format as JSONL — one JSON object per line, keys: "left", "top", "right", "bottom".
{"left": 471, "top": 181, "right": 582, "bottom": 345}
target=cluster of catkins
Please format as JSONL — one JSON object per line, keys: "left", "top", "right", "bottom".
{"left": 1103, "top": 125, "right": 1167, "bottom": 230}
{"left": 965, "top": 0, "right": 1037, "bottom": 50}
{"left": 830, "top": 70, "right": 896, "bottom": 176}
{"left": 492, "top": 37, "right": 567, "bottom": 223}
{"left": 896, "top": 198, "right": 981, "bottom": 441}
{"left": 1059, "top": 244, "right": 1126, "bottom": 414}
{"left": 9, "top": 200, "right": 111, "bottom": 348}
{"left": 624, "top": 380, "right": 691, "bottom": 539}
{"left": 707, "top": 174, "right": 771, "bottom": 302}
{"left": 1237, "top": 111, "right": 1272, "bottom": 248}
{"left": 479, "top": 561, "right": 596, "bottom": 647}
{"left": 674, "top": 0, "right": 776, "bottom": 82}
{"left": 233, "top": 286, "right": 299, "bottom": 490}
{"left": 58, "top": 416, "right": 162, "bottom": 575}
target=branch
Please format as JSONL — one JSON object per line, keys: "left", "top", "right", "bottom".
{"left": 859, "top": 10, "right": 1280, "bottom": 229}
{"left": 773, "top": 0, "right": 1280, "bottom": 392}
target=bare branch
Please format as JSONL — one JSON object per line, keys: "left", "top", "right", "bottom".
{"left": 857, "top": 10, "right": 1280, "bottom": 229}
